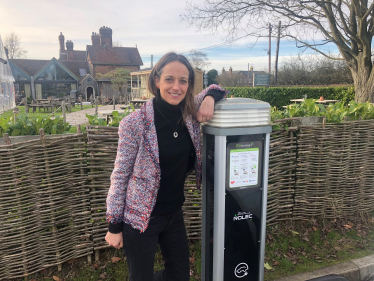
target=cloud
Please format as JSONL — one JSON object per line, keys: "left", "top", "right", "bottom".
{"left": 0, "top": 0, "right": 341, "bottom": 71}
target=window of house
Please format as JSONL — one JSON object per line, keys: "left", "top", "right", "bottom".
{"left": 11, "top": 68, "right": 29, "bottom": 81}
{"left": 15, "top": 83, "right": 26, "bottom": 98}
{"left": 40, "top": 83, "right": 74, "bottom": 99}
{"left": 36, "top": 62, "right": 76, "bottom": 81}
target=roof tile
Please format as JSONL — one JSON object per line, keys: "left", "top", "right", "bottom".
{"left": 87, "top": 46, "right": 143, "bottom": 65}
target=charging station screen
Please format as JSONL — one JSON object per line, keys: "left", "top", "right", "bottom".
{"left": 229, "top": 147, "right": 259, "bottom": 188}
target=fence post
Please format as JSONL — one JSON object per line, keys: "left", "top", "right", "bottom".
{"left": 62, "top": 101, "right": 66, "bottom": 123}
{"left": 68, "top": 96, "right": 71, "bottom": 113}
{"left": 113, "top": 95, "right": 116, "bottom": 110}
{"left": 3, "top": 133, "right": 11, "bottom": 145}
{"left": 25, "top": 98, "right": 29, "bottom": 114}
{"left": 95, "top": 97, "right": 98, "bottom": 116}
{"left": 80, "top": 95, "right": 83, "bottom": 110}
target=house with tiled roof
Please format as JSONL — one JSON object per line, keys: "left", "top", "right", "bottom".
{"left": 219, "top": 66, "right": 267, "bottom": 86}
{"left": 9, "top": 26, "right": 142, "bottom": 101}
{"left": 9, "top": 58, "right": 89, "bottom": 100}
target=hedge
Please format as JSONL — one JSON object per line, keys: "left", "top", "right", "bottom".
{"left": 226, "top": 86, "right": 355, "bottom": 109}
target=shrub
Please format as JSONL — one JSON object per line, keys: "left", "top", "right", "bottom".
{"left": 271, "top": 99, "right": 374, "bottom": 123}
{"left": 86, "top": 104, "right": 135, "bottom": 127}
{"left": 227, "top": 86, "right": 355, "bottom": 109}
{"left": 3, "top": 114, "right": 71, "bottom": 137}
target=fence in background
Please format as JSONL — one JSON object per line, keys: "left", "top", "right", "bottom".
{"left": 1, "top": 120, "right": 374, "bottom": 279}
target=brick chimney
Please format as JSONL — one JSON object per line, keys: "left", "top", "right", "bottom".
{"left": 222, "top": 67, "right": 225, "bottom": 74}
{"left": 229, "top": 67, "right": 233, "bottom": 76}
{"left": 58, "top": 32, "right": 65, "bottom": 51}
{"left": 250, "top": 66, "right": 253, "bottom": 71}
{"left": 99, "top": 26, "right": 112, "bottom": 47}
{"left": 58, "top": 32, "right": 66, "bottom": 60}
{"left": 66, "top": 40, "right": 74, "bottom": 61}
{"left": 91, "top": 32, "right": 100, "bottom": 47}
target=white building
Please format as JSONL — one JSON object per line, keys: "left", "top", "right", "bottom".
{"left": 0, "top": 35, "right": 15, "bottom": 114}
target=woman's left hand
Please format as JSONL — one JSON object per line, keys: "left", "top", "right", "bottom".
{"left": 197, "top": 96, "right": 215, "bottom": 123}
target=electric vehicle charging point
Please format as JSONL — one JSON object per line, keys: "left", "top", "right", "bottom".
{"left": 202, "top": 98, "right": 271, "bottom": 281}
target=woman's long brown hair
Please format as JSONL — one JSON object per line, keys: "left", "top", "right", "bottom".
{"left": 148, "top": 52, "right": 196, "bottom": 122}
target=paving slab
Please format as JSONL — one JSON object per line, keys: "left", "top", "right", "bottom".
{"left": 274, "top": 261, "right": 359, "bottom": 281}
{"left": 65, "top": 104, "right": 132, "bottom": 126}
{"left": 351, "top": 255, "right": 374, "bottom": 281}
{"left": 272, "top": 254, "right": 374, "bottom": 281}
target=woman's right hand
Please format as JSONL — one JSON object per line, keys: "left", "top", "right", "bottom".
{"left": 105, "top": 231, "right": 123, "bottom": 249}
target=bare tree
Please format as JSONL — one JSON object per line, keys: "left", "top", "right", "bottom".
{"left": 216, "top": 73, "right": 242, "bottom": 87}
{"left": 277, "top": 53, "right": 353, "bottom": 85}
{"left": 182, "top": 1, "right": 374, "bottom": 102}
{"left": 187, "top": 49, "right": 210, "bottom": 70}
{"left": 4, "top": 32, "right": 27, "bottom": 59}
{"left": 96, "top": 68, "right": 130, "bottom": 98}
{"left": 113, "top": 41, "right": 123, "bottom": 47}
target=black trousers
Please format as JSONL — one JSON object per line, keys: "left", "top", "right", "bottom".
{"left": 122, "top": 207, "right": 190, "bottom": 281}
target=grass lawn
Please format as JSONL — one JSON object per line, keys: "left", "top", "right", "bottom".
{"left": 0, "top": 104, "right": 101, "bottom": 120}
{"left": 16, "top": 216, "right": 374, "bottom": 281}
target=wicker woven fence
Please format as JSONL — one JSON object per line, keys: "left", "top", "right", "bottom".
{"left": 267, "top": 122, "right": 297, "bottom": 225}
{"left": 293, "top": 120, "right": 374, "bottom": 219}
{"left": 0, "top": 132, "right": 92, "bottom": 280}
{"left": 1, "top": 120, "right": 374, "bottom": 280}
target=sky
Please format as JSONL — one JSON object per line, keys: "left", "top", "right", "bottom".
{"left": 0, "top": 0, "right": 340, "bottom": 73}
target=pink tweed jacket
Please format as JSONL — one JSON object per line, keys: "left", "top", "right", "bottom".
{"left": 106, "top": 84, "right": 228, "bottom": 232}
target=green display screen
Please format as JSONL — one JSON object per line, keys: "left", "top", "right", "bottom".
{"left": 229, "top": 147, "right": 259, "bottom": 188}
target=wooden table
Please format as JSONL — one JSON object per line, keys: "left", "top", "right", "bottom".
{"left": 130, "top": 99, "right": 148, "bottom": 108}
{"left": 98, "top": 110, "right": 127, "bottom": 123}
{"left": 30, "top": 100, "right": 53, "bottom": 113}
{"left": 290, "top": 99, "right": 340, "bottom": 104}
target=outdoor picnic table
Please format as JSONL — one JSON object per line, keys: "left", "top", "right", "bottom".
{"left": 98, "top": 109, "right": 127, "bottom": 123}
{"left": 30, "top": 98, "right": 71, "bottom": 113}
{"left": 130, "top": 99, "right": 148, "bottom": 108}
{"left": 290, "top": 99, "right": 340, "bottom": 104}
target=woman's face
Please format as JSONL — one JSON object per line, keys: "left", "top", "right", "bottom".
{"left": 155, "top": 61, "right": 190, "bottom": 106}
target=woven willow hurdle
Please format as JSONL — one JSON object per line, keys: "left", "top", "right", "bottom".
{"left": 267, "top": 122, "right": 297, "bottom": 224}
{"left": 86, "top": 125, "right": 119, "bottom": 262}
{"left": 294, "top": 120, "right": 374, "bottom": 219}
{"left": 2, "top": 119, "right": 374, "bottom": 279}
{"left": 0, "top": 132, "right": 92, "bottom": 280}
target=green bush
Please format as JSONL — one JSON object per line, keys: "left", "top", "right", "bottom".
{"left": 227, "top": 86, "right": 355, "bottom": 108}
{"left": 2, "top": 114, "right": 71, "bottom": 137}
{"left": 272, "top": 99, "right": 374, "bottom": 123}
{"left": 86, "top": 104, "right": 135, "bottom": 127}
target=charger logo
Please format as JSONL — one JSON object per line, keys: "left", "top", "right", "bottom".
{"left": 235, "top": 263, "right": 249, "bottom": 278}
{"left": 236, "top": 142, "right": 254, "bottom": 148}
{"left": 233, "top": 211, "right": 253, "bottom": 221}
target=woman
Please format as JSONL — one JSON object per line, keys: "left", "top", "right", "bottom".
{"left": 105, "top": 52, "right": 228, "bottom": 281}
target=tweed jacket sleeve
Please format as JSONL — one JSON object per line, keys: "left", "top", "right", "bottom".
{"left": 194, "top": 84, "right": 229, "bottom": 111}
{"left": 106, "top": 113, "right": 140, "bottom": 225}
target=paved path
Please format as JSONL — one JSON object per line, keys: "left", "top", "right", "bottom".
{"left": 65, "top": 104, "right": 131, "bottom": 126}
{"left": 274, "top": 254, "right": 374, "bottom": 281}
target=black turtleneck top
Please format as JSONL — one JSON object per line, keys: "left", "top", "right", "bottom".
{"left": 151, "top": 95, "right": 194, "bottom": 216}
{"left": 108, "top": 89, "right": 225, "bottom": 233}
